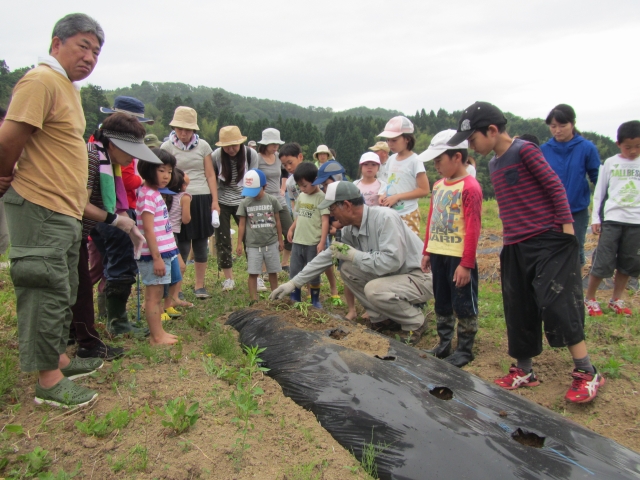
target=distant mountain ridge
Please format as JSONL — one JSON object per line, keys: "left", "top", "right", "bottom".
{"left": 108, "top": 81, "right": 403, "bottom": 130}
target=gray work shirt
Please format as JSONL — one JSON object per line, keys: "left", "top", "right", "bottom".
{"left": 293, "top": 205, "right": 424, "bottom": 286}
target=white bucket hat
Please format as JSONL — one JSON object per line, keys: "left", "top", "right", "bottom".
{"left": 257, "top": 128, "right": 284, "bottom": 145}
{"left": 418, "top": 129, "right": 469, "bottom": 163}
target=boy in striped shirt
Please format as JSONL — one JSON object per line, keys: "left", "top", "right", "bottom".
{"left": 448, "top": 102, "right": 604, "bottom": 403}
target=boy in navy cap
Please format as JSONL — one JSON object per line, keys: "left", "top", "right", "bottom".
{"left": 449, "top": 101, "right": 603, "bottom": 403}
{"left": 236, "top": 169, "right": 284, "bottom": 304}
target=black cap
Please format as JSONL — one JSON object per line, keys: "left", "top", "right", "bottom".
{"left": 447, "top": 101, "right": 508, "bottom": 146}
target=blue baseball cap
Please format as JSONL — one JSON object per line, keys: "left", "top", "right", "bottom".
{"left": 241, "top": 169, "right": 267, "bottom": 197}
{"left": 312, "top": 160, "right": 346, "bottom": 185}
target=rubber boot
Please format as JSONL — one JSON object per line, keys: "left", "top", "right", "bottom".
{"left": 106, "top": 281, "right": 149, "bottom": 337}
{"left": 290, "top": 287, "right": 302, "bottom": 303}
{"left": 97, "top": 291, "right": 107, "bottom": 319}
{"left": 424, "top": 314, "right": 455, "bottom": 359}
{"left": 444, "top": 316, "right": 478, "bottom": 368}
{"left": 310, "top": 286, "right": 323, "bottom": 309}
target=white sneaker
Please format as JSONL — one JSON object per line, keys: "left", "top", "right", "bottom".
{"left": 257, "top": 277, "right": 268, "bottom": 292}
{"left": 222, "top": 279, "right": 235, "bottom": 291}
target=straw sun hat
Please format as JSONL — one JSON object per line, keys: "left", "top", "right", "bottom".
{"left": 215, "top": 126, "right": 247, "bottom": 147}
{"left": 313, "top": 144, "right": 334, "bottom": 161}
{"left": 169, "top": 106, "right": 199, "bottom": 131}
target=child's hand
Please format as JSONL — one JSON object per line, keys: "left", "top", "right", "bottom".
{"left": 591, "top": 223, "right": 601, "bottom": 235}
{"left": 317, "top": 242, "right": 325, "bottom": 254}
{"left": 287, "top": 226, "right": 295, "bottom": 243}
{"left": 562, "top": 223, "right": 575, "bottom": 235}
{"left": 153, "top": 257, "right": 166, "bottom": 277}
{"left": 380, "top": 195, "right": 399, "bottom": 208}
{"left": 421, "top": 255, "right": 431, "bottom": 273}
{"left": 236, "top": 244, "right": 243, "bottom": 257}
{"left": 278, "top": 239, "right": 284, "bottom": 252}
{"left": 211, "top": 200, "right": 220, "bottom": 214}
{"left": 331, "top": 219, "right": 343, "bottom": 230}
{"left": 453, "top": 265, "right": 471, "bottom": 288}
{"left": 329, "top": 226, "right": 337, "bottom": 235}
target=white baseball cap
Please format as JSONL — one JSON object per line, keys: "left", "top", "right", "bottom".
{"left": 359, "top": 152, "right": 381, "bottom": 165}
{"left": 418, "top": 129, "right": 469, "bottom": 163}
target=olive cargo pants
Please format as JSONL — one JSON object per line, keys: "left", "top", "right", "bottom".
{"left": 4, "top": 188, "right": 81, "bottom": 372}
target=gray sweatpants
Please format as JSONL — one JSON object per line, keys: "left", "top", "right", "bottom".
{"left": 340, "top": 262, "right": 433, "bottom": 331}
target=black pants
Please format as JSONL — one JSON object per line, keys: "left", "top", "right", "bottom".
{"left": 430, "top": 253, "right": 478, "bottom": 318}
{"left": 216, "top": 203, "right": 241, "bottom": 270}
{"left": 500, "top": 230, "right": 585, "bottom": 359}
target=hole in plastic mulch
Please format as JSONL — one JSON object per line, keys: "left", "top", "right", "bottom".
{"left": 512, "top": 428, "right": 546, "bottom": 448}
{"left": 329, "top": 328, "right": 349, "bottom": 340}
{"left": 429, "top": 386, "right": 454, "bottom": 400}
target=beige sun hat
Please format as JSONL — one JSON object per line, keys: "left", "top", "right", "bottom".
{"left": 215, "top": 126, "right": 247, "bottom": 147}
{"left": 313, "top": 144, "right": 334, "bottom": 161}
{"left": 169, "top": 106, "right": 199, "bottom": 131}
{"left": 369, "top": 141, "right": 390, "bottom": 153}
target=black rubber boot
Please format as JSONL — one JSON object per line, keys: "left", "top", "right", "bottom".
{"left": 106, "top": 281, "right": 149, "bottom": 337}
{"left": 96, "top": 291, "right": 107, "bottom": 319}
{"left": 424, "top": 314, "right": 455, "bottom": 359}
{"left": 444, "top": 316, "right": 478, "bottom": 368}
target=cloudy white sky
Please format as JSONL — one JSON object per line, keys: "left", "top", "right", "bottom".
{"left": 2, "top": 0, "right": 639, "bottom": 139}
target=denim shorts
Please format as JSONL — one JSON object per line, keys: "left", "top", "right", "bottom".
{"left": 137, "top": 256, "right": 172, "bottom": 286}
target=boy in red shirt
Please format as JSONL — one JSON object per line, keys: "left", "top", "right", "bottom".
{"left": 421, "top": 130, "right": 482, "bottom": 367}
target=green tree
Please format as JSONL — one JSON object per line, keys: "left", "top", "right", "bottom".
{"left": 80, "top": 84, "right": 109, "bottom": 140}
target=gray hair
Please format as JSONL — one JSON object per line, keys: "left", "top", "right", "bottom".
{"left": 49, "top": 13, "right": 105, "bottom": 53}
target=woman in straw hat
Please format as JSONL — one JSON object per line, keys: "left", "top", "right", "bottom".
{"left": 256, "top": 128, "right": 293, "bottom": 280}
{"left": 312, "top": 144, "right": 334, "bottom": 167}
{"left": 211, "top": 125, "right": 259, "bottom": 291}
{"left": 161, "top": 107, "right": 218, "bottom": 299}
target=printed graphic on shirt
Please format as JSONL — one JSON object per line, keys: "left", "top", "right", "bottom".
{"left": 297, "top": 202, "right": 317, "bottom": 218}
{"left": 385, "top": 173, "right": 406, "bottom": 211}
{"left": 246, "top": 204, "right": 277, "bottom": 229}
{"left": 429, "top": 186, "right": 463, "bottom": 245}
{"left": 610, "top": 164, "right": 640, "bottom": 207}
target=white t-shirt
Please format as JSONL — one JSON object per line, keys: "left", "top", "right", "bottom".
{"left": 382, "top": 153, "right": 426, "bottom": 216}
{"left": 592, "top": 154, "right": 640, "bottom": 225}
{"left": 466, "top": 164, "right": 477, "bottom": 178}
{"left": 378, "top": 161, "right": 389, "bottom": 184}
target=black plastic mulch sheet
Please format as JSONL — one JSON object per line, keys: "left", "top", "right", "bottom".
{"left": 226, "top": 309, "right": 640, "bottom": 480}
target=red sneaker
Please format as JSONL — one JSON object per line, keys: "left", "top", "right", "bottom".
{"left": 584, "top": 298, "right": 603, "bottom": 316}
{"left": 608, "top": 298, "right": 632, "bottom": 316}
{"left": 494, "top": 366, "right": 540, "bottom": 390}
{"left": 565, "top": 369, "right": 605, "bottom": 403}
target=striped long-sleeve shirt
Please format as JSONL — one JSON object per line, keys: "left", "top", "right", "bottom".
{"left": 489, "top": 139, "right": 573, "bottom": 245}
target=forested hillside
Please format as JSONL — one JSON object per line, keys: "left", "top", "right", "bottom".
{"left": 0, "top": 61, "right": 620, "bottom": 198}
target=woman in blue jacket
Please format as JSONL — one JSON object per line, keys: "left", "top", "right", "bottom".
{"left": 541, "top": 104, "right": 600, "bottom": 265}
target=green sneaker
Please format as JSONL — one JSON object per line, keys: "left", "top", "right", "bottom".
{"left": 60, "top": 357, "right": 104, "bottom": 380}
{"left": 35, "top": 378, "right": 98, "bottom": 408}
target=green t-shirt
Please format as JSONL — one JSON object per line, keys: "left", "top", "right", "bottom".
{"left": 293, "top": 191, "right": 329, "bottom": 246}
{"left": 236, "top": 193, "right": 283, "bottom": 248}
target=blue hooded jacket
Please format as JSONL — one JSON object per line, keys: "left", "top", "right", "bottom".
{"left": 540, "top": 135, "right": 600, "bottom": 213}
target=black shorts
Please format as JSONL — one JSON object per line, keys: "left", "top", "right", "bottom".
{"left": 590, "top": 221, "right": 640, "bottom": 278}
{"left": 430, "top": 253, "right": 478, "bottom": 318}
{"left": 500, "top": 230, "right": 585, "bottom": 359}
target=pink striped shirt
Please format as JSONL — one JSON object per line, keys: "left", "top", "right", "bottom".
{"left": 136, "top": 185, "right": 178, "bottom": 259}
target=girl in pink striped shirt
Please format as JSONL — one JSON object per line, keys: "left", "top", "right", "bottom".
{"left": 136, "top": 150, "right": 180, "bottom": 345}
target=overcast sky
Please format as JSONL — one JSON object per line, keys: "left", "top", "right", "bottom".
{"left": 2, "top": 0, "right": 639, "bottom": 139}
